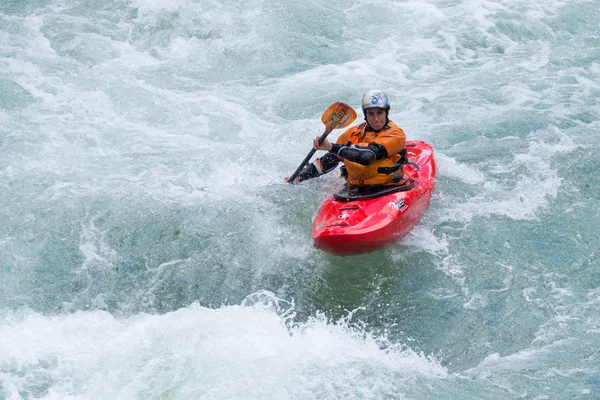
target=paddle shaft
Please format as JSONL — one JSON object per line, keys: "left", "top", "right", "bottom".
{"left": 287, "top": 128, "right": 332, "bottom": 184}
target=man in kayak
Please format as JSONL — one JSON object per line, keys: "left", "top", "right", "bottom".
{"left": 286, "top": 90, "right": 407, "bottom": 194}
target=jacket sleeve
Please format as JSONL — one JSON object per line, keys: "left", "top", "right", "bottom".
{"left": 297, "top": 152, "right": 341, "bottom": 182}
{"left": 371, "top": 126, "right": 406, "bottom": 156}
{"left": 329, "top": 143, "right": 387, "bottom": 165}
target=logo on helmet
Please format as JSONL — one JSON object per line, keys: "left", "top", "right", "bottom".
{"left": 370, "top": 92, "right": 387, "bottom": 105}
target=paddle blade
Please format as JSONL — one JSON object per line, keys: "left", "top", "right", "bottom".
{"left": 321, "top": 102, "right": 357, "bottom": 130}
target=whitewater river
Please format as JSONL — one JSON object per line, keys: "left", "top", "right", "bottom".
{"left": 1, "top": 0, "right": 599, "bottom": 398}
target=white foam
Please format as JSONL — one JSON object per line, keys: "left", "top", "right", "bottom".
{"left": 78, "top": 217, "right": 118, "bottom": 274}
{"left": 436, "top": 152, "right": 486, "bottom": 184}
{"left": 400, "top": 224, "right": 450, "bottom": 256}
{"left": 437, "top": 127, "right": 579, "bottom": 224}
{"left": 127, "top": 0, "right": 191, "bottom": 13}
{"left": 518, "top": 42, "right": 551, "bottom": 71}
{"left": 0, "top": 292, "right": 446, "bottom": 399}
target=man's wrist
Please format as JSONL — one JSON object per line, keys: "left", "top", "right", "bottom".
{"left": 330, "top": 143, "right": 343, "bottom": 154}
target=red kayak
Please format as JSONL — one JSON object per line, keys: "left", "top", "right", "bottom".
{"left": 312, "top": 140, "right": 436, "bottom": 256}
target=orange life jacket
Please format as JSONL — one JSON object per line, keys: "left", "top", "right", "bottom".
{"left": 336, "top": 121, "right": 406, "bottom": 187}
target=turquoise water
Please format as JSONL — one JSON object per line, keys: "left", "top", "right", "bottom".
{"left": 1, "top": 0, "right": 599, "bottom": 398}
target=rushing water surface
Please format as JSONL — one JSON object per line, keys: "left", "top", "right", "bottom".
{"left": 1, "top": 0, "right": 599, "bottom": 398}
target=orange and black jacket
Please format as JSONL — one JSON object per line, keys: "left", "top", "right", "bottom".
{"left": 297, "top": 121, "right": 406, "bottom": 187}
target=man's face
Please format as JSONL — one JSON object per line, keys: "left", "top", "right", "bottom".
{"left": 366, "top": 108, "right": 386, "bottom": 131}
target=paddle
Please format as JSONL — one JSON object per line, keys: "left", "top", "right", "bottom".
{"left": 287, "top": 102, "right": 357, "bottom": 184}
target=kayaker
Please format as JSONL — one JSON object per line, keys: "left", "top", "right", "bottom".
{"left": 285, "top": 90, "right": 407, "bottom": 194}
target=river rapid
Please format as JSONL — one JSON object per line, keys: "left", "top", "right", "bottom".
{"left": 1, "top": 0, "right": 599, "bottom": 398}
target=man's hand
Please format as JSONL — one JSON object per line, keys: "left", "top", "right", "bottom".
{"left": 313, "top": 136, "right": 332, "bottom": 151}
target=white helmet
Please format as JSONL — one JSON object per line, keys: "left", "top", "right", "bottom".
{"left": 361, "top": 89, "right": 390, "bottom": 113}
